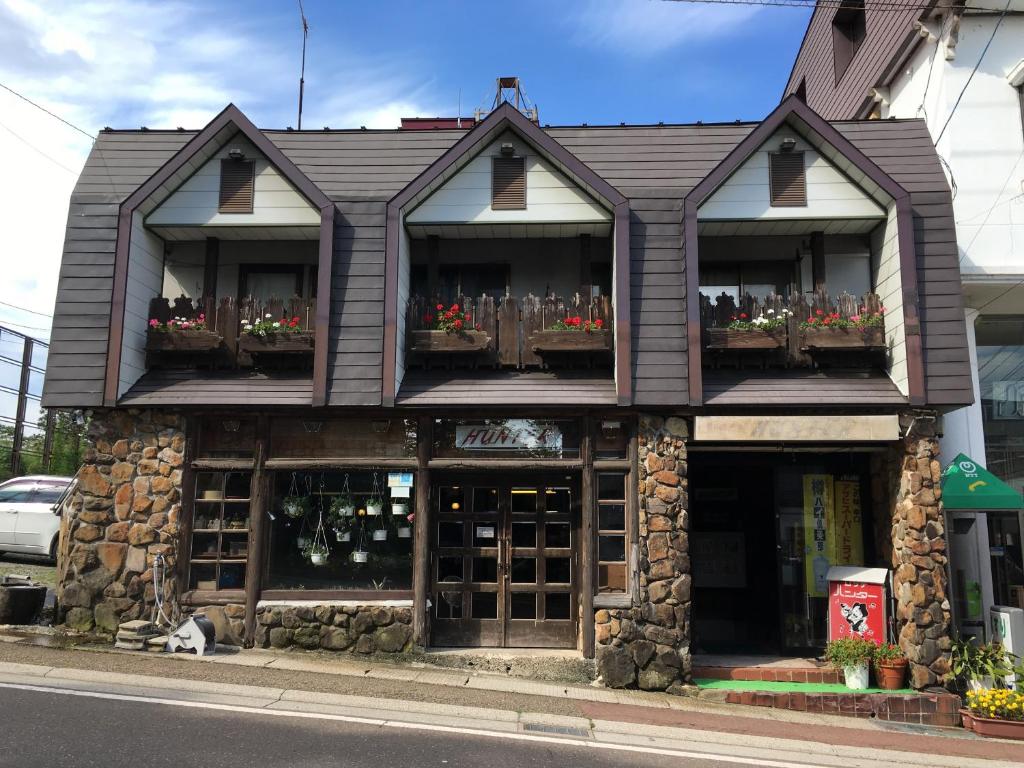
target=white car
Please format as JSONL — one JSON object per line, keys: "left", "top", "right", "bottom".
{"left": 0, "top": 475, "right": 73, "bottom": 562}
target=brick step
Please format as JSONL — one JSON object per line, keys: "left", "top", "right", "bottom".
{"left": 693, "top": 665, "right": 842, "bottom": 684}
{"left": 725, "top": 689, "right": 962, "bottom": 727}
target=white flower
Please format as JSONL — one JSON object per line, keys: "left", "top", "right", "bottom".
{"left": 766, "top": 309, "right": 775, "bottom": 315}
{"left": 265, "top": 313, "right": 273, "bottom": 319}
{"left": 272, "top": 322, "right": 280, "bottom": 328}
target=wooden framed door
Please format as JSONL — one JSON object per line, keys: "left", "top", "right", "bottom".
{"left": 430, "top": 475, "right": 578, "bottom": 648}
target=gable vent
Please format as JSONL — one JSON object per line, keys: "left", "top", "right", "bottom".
{"left": 219, "top": 159, "right": 255, "bottom": 213}
{"left": 769, "top": 152, "right": 806, "bottom": 207}
{"left": 492, "top": 156, "right": 526, "bottom": 210}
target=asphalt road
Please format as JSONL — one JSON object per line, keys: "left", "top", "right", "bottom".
{"left": 0, "top": 687, "right": 751, "bottom": 768}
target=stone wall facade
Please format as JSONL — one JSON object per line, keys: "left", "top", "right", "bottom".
{"left": 58, "top": 410, "right": 185, "bottom": 634}
{"left": 596, "top": 414, "right": 691, "bottom": 693}
{"left": 891, "top": 411, "right": 952, "bottom": 689}
{"left": 253, "top": 604, "right": 413, "bottom": 653}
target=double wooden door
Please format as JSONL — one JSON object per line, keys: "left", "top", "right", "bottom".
{"left": 431, "top": 475, "right": 578, "bottom": 648}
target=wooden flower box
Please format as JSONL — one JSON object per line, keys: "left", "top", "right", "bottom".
{"left": 800, "top": 326, "right": 885, "bottom": 351}
{"left": 238, "top": 331, "right": 315, "bottom": 354}
{"left": 528, "top": 329, "right": 613, "bottom": 353}
{"left": 410, "top": 329, "right": 492, "bottom": 353}
{"left": 146, "top": 329, "right": 222, "bottom": 353}
{"left": 706, "top": 328, "right": 786, "bottom": 350}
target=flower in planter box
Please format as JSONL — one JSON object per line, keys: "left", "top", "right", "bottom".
{"left": 548, "top": 316, "right": 605, "bottom": 333}
{"left": 243, "top": 314, "right": 305, "bottom": 337}
{"left": 148, "top": 313, "right": 207, "bottom": 332}
{"left": 426, "top": 303, "right": 474, "bottom": 335}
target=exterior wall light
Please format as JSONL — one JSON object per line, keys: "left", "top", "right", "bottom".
{"left": 371, "top": 419, "right": 392, "bottom": 433}
{"left": 222, "top": 420, "right": 240, "bottom": 432}
{"left": 779, "top": 137, "right": 797, "bottom": 153}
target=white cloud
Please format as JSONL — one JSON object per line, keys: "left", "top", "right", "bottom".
{"left": 567, "top": 0, "right": 760, "bottom": 55}
{"left": 0, "top": 0, "right": 443, "bottom": 342}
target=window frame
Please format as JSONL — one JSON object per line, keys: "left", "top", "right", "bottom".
{"left": 831, "top": 0, "right": 867, "bottom": 85}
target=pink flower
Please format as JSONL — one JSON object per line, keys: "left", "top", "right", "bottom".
{"left": 148, "top": 319, "right": 159, "bottom": 328}
{"left": 181, "top": 321, "right": 191, "bottom": 329}
{"left": 850, "top": 315, "right": 861, "bottom": 323}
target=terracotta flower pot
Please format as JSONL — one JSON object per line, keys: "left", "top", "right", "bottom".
{"left": 876, "top": 661, "right": 907, "bottom": 690}
{"left": 968, "top": 713, "right": 1024, "bottom": 740}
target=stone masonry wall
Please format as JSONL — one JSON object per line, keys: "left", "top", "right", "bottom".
{"left": 596, "top": 414, "right": 691, "bottom": 693}
{"left": 58, "top": 410, "right": 185, "bottom": 634}
{"left": 891, "top": 411, "right": 952, "bottom": 689}
{"left": 254, "top": 604, "right": 413, "bottom": 653}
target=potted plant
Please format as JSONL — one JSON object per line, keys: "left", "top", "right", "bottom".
{"left": 330, "top": 491, "right": 355, "bottom": 520}
{"left": 874, "top": 642, "right": 908, "bottom": 690}
{"left": 351, "top": 547, "right": 369, "bottom": 564}
{"left": 146, "top": 313, "right": 223, "bottom": 353}
{"left": 397, "top": 510, "right": 413, "bottom": 539}
{"left": 799, "top": 308, "right": 885, "bottom": 351}
{"left": 706, "top": 310, "right": 789, "bottom": 350}
{"left": 952, "top": 637, "right": 1013, "bottom": 692}
{"left": 410, "top": 303, "right": 491, "bottom": 353}
{"left": 963, "top": 688, "right": 1024, "bottom": 740}
{"left": 529, "top": 315, "right": 612, "bottom": 353}
{"left": 282, "top": 494, "right": 309, "bottom": 519}
{"left": 305, "top": 542, "right": 330, "bottom": 566}
{"left": 239, "top": 313, "right": 314, "bottom": 356}
{"left": 825, "top": 636, "right": 876, "bottom": 690}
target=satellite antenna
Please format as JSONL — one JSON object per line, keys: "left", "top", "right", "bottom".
{"left": 297, "top": 0, "right": 309, "bottom": 130}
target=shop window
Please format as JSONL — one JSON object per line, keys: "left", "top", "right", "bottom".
{"left": 270, "top": 418, "right": 416, "bottom": 459}
{"left": 265, "top": 470, "right": 413, "bottom": 592}
{"left": 433, "top": 418, "right": 580, "bottom": 459}
{"left": 198, "top": 418, "right": 257, "bottom": 460}
{"left": 976, "top": 316, "right": 1024, "bottom": 495}
{"left": 597, "top": 472, "right": 628, "bottom": 593}
{"left": 188, "top": 471, "right": 252, "bottom": 592}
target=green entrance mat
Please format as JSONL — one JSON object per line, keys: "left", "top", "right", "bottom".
{"left": 694, "top": 678, "right": 916, "bottom": 695}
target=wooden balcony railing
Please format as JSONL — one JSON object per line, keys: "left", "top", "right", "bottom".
{"left": 700, "top": 288, "right": 885, "bottom": 365}
{"left": 407, "top": 293, "right": 613, "bottom": 369}
{"left": 145, "top": 295, "right": 317, "bottom": 369}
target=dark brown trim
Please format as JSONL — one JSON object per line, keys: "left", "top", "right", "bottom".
{"left": 383, "top": 103, "right": 628, "bottom": 408}
{"left": 191, "top": 459, "right": 255, "bottom": 471}
{"left": 243, "top": 415, "right": 269, "bottom": 647}
{"left": 176, "top": 416, "right": 198, "bottom": 599}
{"left": 613, "top": 201, "right": 632, "bottom": 406}
{"left": 426, "top": 458, "right": 584, "bottom": 471}
{"left": 413, "top": 415, "right": 432, "bottom": 648}
{"left": 264, "top": 458, "right": 418, "bottom": 470}
{"left": 181, "top": 589, "right": 246, "bottom": 607}
{"left": 202, "top": 238, "right": 219, "bottom": 298}
{"left": 313, "top": 204, "right": 335, "bottom": 406}
{"left": 103, "top": 103, "right": 333, "bottom": 407}
{"left": 580, "top": 417, "right": 595, "bottom": 659}
{"left": 259, "top": 590, "right": 414, "bottom": 602}
{"left": 896, "top": 195, "right": 926, "bottom": 404}
{"left": 683, "top": 199, "right": 702, "bottom": 406}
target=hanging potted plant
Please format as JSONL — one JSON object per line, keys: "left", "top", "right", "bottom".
{"left": 397, "top": 510, "right": 414, "bottom": 539}
{"left": 874, "top": 642, "right": 908, "bottom": 690}
{"left": 351, "top": 526, "right": 369, "bottom": 563}
{"left": 333, "top": 516, "right": 352, "bottom": 542}
{"left": 366, "top": 474, "right": 384, "bottom": 516}
{"left": 825, "top": 636, "right": 875, "bottom": 690}
{"left": 330, "top": 475, "right": 356, "bottom": 520}
{"left": 282, "top": 473, "right": 310, "bottom": 519}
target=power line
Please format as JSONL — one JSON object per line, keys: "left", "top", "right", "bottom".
{"left": 660, "top": 0, "right": 1011, "bottom": 12}
{"left": 0, "top": 300, "right": 53, "bottom": 319}
{"left": 0, "top": 81, "right": 94, "bottom": 139}
{"left": 0, "top": 120, "right": 78, "bottom": 175}
{"left": 0, "top": 318, "right": 52, "bottom": 333}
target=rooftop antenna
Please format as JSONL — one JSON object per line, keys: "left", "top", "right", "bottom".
{"left": 297, "top": 0, "right": 309, "bottom": 130}
{"left": 491, "top": 76, "right": 538, "bottom": 123}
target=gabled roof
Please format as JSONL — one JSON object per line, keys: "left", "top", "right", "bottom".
{"left": 686, "top": 95, "right": 908, "bottom": 209}
{"left": 121, "top": 103, "right": 332, "bottom": 215}
{"left": 390, "top": 101, "right": 627, "bottom": 212}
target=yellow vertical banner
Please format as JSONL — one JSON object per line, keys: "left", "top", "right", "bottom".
{"left": 803, "top": 474, "right": 833, "bottom": 598}
{"left": 831, "top": 479, "right": 865, "bottom": 566}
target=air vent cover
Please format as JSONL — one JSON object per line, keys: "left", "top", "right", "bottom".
{"left": 769, "top": 152, "right": 806, "bottom": 207}
{"left": 492, "top": 156, "right": 526, "bottom": 210}
{"left": 219, "top": 159, "right": 255, "bottom": 213}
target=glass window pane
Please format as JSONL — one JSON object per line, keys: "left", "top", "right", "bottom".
{"left": 544, "top": 487, "right": 571, "bottom": 514}
{"left": 438, "top": 521, "right": 463, "bottom": 547}
{"left": 24, "top": 398, "right": 43, "bottom": 429}
{"left": 594, "top": 421, "right": 628, "bottom": 459}
{"left": 440, "top": 486, "right": 465, "bottom": 513}
{"left": 0, "top": 482, "right": 38, "bottom": 502}
{"left": 546, "top": 557, "right": 571, "bottom": 584}
{"left": 270, "top": 418, "right": 416, "bottom": 459}
{"left": 599, "top": 503, "right": 625, "bottom": 531}
{"left": 545, "top": 522, "right": 570, "bottom": 548}
{"left": 473, "top": 521, "right": 499, "bottom": 547}
{"left": 511, "top": 521, "right": 536, "bottom": 547}
{"left": 27, "top": 370, "right": 44, "bottom": 397}
{"left": 598, "top": 473, "right": 625, "bottom": 501}
{"left": 510, "top": 592, "right": 536, "bottom": 619}
{"left": 219, "top": 563, "right": 245, "bottom": 590}
{"left": 599, "top": 535, "right": 625, "bottom": 562}
{"left": 198, "top": 418, "right": 256, "bottom": 460}
{"left": 472, "top": 557, "right": 498, "bottom": 583}
{"left": 30, "top": 343, "right": 47, "bottom": 371}
{"left": 0, "top": 360, "right": 21, "bottom": 391}
{"left": 0, "top": 331, "right": 24, "bottom": 365}
{"left": 510, "top": 557, "right": 536, "bottom": 584}
{"left": 976, "top": 317, "right": 1024, "bottom": 495}
{"left": 472, "top": 592, "right": 497, "bottom": 619}
{"left": 438, "top": 556, "right": 463, "bottom": 582}
{"left": 511, "top": 488, "right": 537, "bottom": 514}
{"left": 546, "top": 592, "right": 570, "bottom": 620}
{"left": 473, "top": 487, "right": 499, "bottom": 513}
{"left": 436, "top": 585, "right": 463, "bottom": 619}
{"left": 189, "top": 562, "right": 217, "bottom": 591}
{"left": 599, "top": 563, "right": 627, "bottom": 592}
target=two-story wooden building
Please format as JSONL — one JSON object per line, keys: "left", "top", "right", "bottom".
{"left": 45, "top": 93, "right": 971, "bottom": 691}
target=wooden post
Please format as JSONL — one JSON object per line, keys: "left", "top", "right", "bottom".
{"left": 41, "top": 408, "right": 56, "bottom": 472}
{"left": 579, "top": 234, "right": 592, "bottom": 299}
{"left": 427, "top": 235, "right": 440, "bottom": 300}
{"left": 10, "top": 337, "right": 33, "bottom": 475}
{"left": 580, "top": 416, "right": 595, "bottom": 658}
{"left": 203, "top": 238, "right": 220, "bottom": 299}
{"left": 243, "top": 415, "right": 269, "bottom": 647}
{"left": 413, "top": 416, "right": 433, "bottom": 648}
{"left": 175, "top": 417, "right": 198, "bottom": 612}
{"left": 810, "top": 231, "right": 826, "bottom": 293}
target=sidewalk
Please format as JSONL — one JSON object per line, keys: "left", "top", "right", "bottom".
{"left": 0, "top": 631, "right": 1021, "bottom": 765}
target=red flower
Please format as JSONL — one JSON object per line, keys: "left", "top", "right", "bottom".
{"left": 453, "top": 319, "right": 463, "bottom": 330}
{"left": 823, "top": 317, "right": 832, "bottom": 325}
{"left": 739, "top": 312, "right": 748, "bottom": 319}
{"left": 292, "top": 316, "right": 300, "bottom": 323}
{"left": 444, "top": 311, "right": 453, "bottom": 320}
{"left": 450, "top": 304, "right": 460, "bottom": 313}
{"left": 830, "top": 312, "right": 839, "bottom": 319}
{"left": 474, "top": 324, "right": 482, "bottom": 331}
{"left": 730, "top": 315, "right": 736, "bottom": 321}
{"left": 595, "top": 319, "right": 604, "bottom": 328}
{"left": 436, "top": 303, "right": 444, "bottom": 311}
{"left": 816, "top": 309, "right": 824, "bottom": 316}
{"left": 573, "top": 316, "right": 582, "bottom": 326}
{"left": 289, "top": 320, "right": 298, "bottom": 328}
{"left": 464, "top": 314, "right": 472, "bottom": 324}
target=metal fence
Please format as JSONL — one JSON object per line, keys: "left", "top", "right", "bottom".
{"left": 0, "top": 326, "right": 81, "bottom": 481}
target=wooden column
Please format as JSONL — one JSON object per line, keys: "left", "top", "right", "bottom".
{"left": 203, "top": 238, "right": 219, "bottom": 298}
{"left": 426, "top": 235, "right": 440, "bottom": 300}
{"left": 810, "top": 231, "right": 826, "bottom": 293}
{"left": 580, "top": 416, "right": 596, "bottom": 658}
{"left": 242, "top": 415, "right": 269, "bottom": 647}
{"left": 175, "top": 417, "right": 198, "bottom": 609}
{"left": 10, "top": 337, "right": 32, "bottom": 474}
{"left": 578, "top": 233, "right": 592, "bottom": 299}
{"left": 413, "top": 416, "right": 433, "bottom": 648}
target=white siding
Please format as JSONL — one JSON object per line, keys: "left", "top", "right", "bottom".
{"left": 871, "top": 205, "right": 908, "bottom": 395}
{"left": 119, "top": 212, "right": 164, "bottom": 397}
{"left": 699, "top": 128, "right": 887, "bottom": 221}
{"left": 395, "top": 225, "right": 411, "bottom": 395}
{"left": 146, "top": 136, "right": 319, "bottom": 227}
{"left": 406, "top": 132, "right": 612, "bottom": 225}
{"left": 162, "top": 240, "right": 318, "bottom": 301}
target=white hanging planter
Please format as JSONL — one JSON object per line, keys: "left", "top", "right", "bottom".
{"left": 309, "top": 550, "right": 329, "bottom": 566}
{"left": 372, "top": 529, "right": 389, "bottom": 542}
{"left": 843, "top": 663, "right": 870, "bottom": 690}
{"left": 339, "top": 504, "right": 355, "bottom": 517}
{"left": 335, "top": 529, "right": 350, "bottom": 542}
{"left": 296, "top": 536, "right": 309, "bottom": 549}
{"left": 391, "top": 502, "right": 409, "bottom": 517}
{"left": 352, "top": 549, "right": 369, "bottom": 563}
{"left": 397, "top": 526, "right": 412, "bottom": 539}
{"left": 366, "top": 500, "right": 383, "bottom": 516}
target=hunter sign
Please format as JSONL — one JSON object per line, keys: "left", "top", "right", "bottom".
{"left": 454, "top": 421, "right": 563, "bottom": 452}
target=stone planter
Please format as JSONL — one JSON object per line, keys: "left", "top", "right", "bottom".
{"left": 876, "top": 661, "right": 907, "bottom": 690}
{"left": 706, "top": 327, "right": 786, "bottom": 350}
{"left": 238, "top": 331, "right": 314, "bottom": 355}
{"left": 528, "top": 329, "right": 612, "bottom": 353}
{"left": 800, "top": 325, "right": 884, "bottom": 351}
{"left": 146, "top": 329, "right": 222, "bottom": 352}
{"left": 961, "top": 709, "right": 1024, "bottom": 740}
{"left": 410, "top": 329, "right": 491, "bottom": 353}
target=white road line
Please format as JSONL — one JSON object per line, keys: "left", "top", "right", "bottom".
{"left": 0, "top": 680, "right": 826, "bottom": 768}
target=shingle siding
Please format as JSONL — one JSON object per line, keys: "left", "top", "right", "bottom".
{"left": 43, "top": 116, "right": 970, "bottom": 410}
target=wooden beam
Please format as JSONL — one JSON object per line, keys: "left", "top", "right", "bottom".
{"left": 580, "top": 416, "right": 595, "bottom": 659}
{"left": 427, "top": 235, "right": 440, "bottom": 299}
{"left": 579, "top": 233, "right": 592, "bottom": 299}
{"left": 312, "top": 204, "right": 335, "bottom": 407}
{"left": 413, "top": 416, "right": 432, "bottom": 648}
{"left": 265, "top": 458, "right": 418, "bottom": 470}
{"left": 243, "top": 415, "right": 268, "bottom": 647}
{"left": 810, "top": 230, "right": 826, "bottom": 292}
{"left": 176, "top": 417, "right": 198, "bottom": 608}
{"left": 10, "top": 338, "right": 32, "bottom": 474}
{"left": 427, "top": 458, "right": 584, "bottom": 471}
{"left": 202, "top": 237, "right": 219, "bottom": 298}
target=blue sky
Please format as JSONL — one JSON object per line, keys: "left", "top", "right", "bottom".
{"left": 0, "top": 0, "right": 812, "bottom": 338}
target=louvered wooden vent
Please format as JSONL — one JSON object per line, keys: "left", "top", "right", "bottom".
{"left": 492, "top": 156, "right": 526, "bottom": 210}
{"left": 769, "top": 152, "right": 807, "bottom": 207}
{"left": 219, "top": 159, "right": 255, "bottom": 213}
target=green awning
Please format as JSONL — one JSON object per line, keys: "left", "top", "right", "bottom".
{"left": 941, "top": 453, "right": 1022, "bottom": 511}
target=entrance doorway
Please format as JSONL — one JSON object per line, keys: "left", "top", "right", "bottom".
{"left": 430, "top": 475, "right": 578, "bottom": 648}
